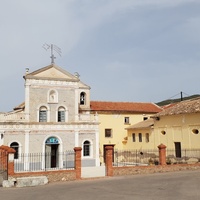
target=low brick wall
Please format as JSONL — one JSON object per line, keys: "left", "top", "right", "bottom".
{"left": 11, "top": 170, "right": 76, "bottom": 183}
{"left": 113, "top": 163, "right": 200, "bottom": 176}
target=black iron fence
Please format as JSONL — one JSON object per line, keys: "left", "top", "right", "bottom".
{"left": 113, "top": 149, "right": 159, "bottom": 167}
{"left": 166, "top": 149, "right": 200, "bottom": 164}
{"left": 14, "top": 151, "right": 75, "bottom": 172}
{"left": 113, "top": 149, "right": 200, "bottom": 167}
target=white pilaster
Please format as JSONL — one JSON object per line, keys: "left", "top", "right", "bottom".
{"left": 25, "top": 130, "right": 30, "bottom": 154}
{"left": 75, "top": 89, "right": 79, "bottom": 121}
{"left": 25, "top": 81, "right": 30, "bottom": 121}
{"left": 24, "top": 130, "right": 30, "bottom": 171}
{"left": 75, "top": 131, "right": 79, "bottom": 147}
{"left": 95, "top": 129, "right": 100, "bottom": 166}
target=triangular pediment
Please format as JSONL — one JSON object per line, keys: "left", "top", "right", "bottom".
{"left": 24, "top": 64, "right": 78, "bottom": 82}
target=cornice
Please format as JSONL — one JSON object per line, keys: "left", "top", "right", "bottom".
{"left": 0, "top": 122, "right": 99, "bottom": 131}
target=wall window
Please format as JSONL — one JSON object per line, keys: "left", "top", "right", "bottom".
{"left": 10, "top": 142, "right": 19, "bottom": 159}
{"left": 58, "top": 107, "right": 65, "bottom": 122}
{"left": 139, "top": 133, "right": 142, "bottom": 142}
{"left": 83, "top": 140, "right": 90, "bottom": 156}
{"left": 192, "top": 129, "right": 199, "bottom": 134}
{"left": 132, "top": 133, "right": 136, "bottom": 142}
{"left": 124, "top": 117, "right": 130, "bottom": 124}
{"left": 105, "top": 129, "right": 112, "bottom": 138}
{"left": 80, "top": 92, "right": 86, "bottom": 105}
{"left": 39, "top": 106, "right": 47, "bottom": 122}
{"left": 161, "top": 130, "right": 166, "bottom": 135}
{"left": 145, "top": 133, "right": 149, "bottom": 143}
{"left": 143, "top": 117, "right": 148, "bottom": 121}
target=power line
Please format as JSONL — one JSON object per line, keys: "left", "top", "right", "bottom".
{"left": 167, "top": 91, "right": 190, "bottom": 100}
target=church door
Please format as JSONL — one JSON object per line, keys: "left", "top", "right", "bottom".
{"left": 45, "top": 137, "right": 59, "bottom": 169}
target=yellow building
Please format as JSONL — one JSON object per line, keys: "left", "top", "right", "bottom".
{"left": 125, "top": 118, "right": 156, "bottom": 150}
{"left": 90, "top": 101, "right": 162, "bottom": 163}
{"left": 152, "top": 98, "right": 200, "bottom": 155}
{"left": 125, "top": 98, "right": 200, "bottom": 158}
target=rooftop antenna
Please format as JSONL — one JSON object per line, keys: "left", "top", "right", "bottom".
{"left": 42, "top": 43, "right": 62, "bottom": 64}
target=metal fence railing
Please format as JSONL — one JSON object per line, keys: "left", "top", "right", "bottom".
{"left": 14, "top": 151, "right": 75, "bottom": 172}
{"left": 166, "top": 149, "right": 200, "bottom": 164}
{"left": 113, "top": 149, "right": 200, "bottom": 167}
{"left": 113, "top": 149, "right": 159, "bottom": 167}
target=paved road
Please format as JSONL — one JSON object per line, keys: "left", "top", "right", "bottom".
{"left": 1, "top": 170, "right": 200, "bottom": 200}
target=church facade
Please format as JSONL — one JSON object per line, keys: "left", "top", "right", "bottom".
{"left": 0, "top": 64, "right": 100, "bottom": 168}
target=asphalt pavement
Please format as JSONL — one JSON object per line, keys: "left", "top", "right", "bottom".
{"left": 1, "top": 170, "right": 200, "bottom": 200}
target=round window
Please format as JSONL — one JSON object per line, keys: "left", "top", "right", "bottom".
{"left": 192, "top": 129, "right": 199, "bottom": 134}
{"left": 161, "top": 130, "right": 166, "bottom": 135}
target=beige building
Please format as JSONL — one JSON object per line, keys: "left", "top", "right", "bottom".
{"left": 90, "top": 101, "right": 162, "bottom": 163}
{"left": 125, "top": 98, "right": 200, "bottom": 157}
{"left": 0, "top": 64, "right": 100, "bottom": 168}
{"left": 125, "top": 118, "right": 155, "bottom": 150}
{"left": 152, "top": 97, "right": 200, "bottom": 156}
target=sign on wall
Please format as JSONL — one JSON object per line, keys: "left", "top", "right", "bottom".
{"left": 45, "top": 137, "right": 59, "bottom": 144}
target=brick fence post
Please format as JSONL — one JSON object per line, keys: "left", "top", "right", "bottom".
{"left": 158, "top": 143, "right": 166, "bottom": 166}
{"left": 105, "top": 145, "right": 114, "bottom": 176}
{"left": 0, "top": 148, "right": 8, "bottom": 173}
{"left": 0, "top": 145, "right": 15, "bottom": 178}
{"left": 74, "top": 147, "right": 82, "bottom": 180}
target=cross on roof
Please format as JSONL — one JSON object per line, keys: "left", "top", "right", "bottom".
{"left": 43, "top": 43, "right": 62, "bottom": 64}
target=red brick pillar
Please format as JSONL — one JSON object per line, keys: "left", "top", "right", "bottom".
{"left": 0, "top": 149, "right": 8, "bottom": 171}
{"left": 105, "top": 145, "right": 114, "bottom": 176}
{"left": 158, "top": 144, "right": 166, "bottom": 166}
{"left": 0, "top": 145, "right": 15, "bottom": 176}
{"left": 74, "top": 147, "right": 82, "bottom": 180}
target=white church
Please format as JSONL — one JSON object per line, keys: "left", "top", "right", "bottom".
{"left": 0, "top": 62, "right": 100, "bottom": 169}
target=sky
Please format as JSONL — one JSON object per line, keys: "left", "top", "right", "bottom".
{"left": 0, "top": 0, "right": 200, "bottom": 112}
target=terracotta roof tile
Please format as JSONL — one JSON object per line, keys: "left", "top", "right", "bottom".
{"left": 153, "top": 97, "right": 200, "bottom": 117}
{"left": 90, "top": 101, "right": 162, "bottom": 113}
{"left": 126, "top": 118, "right": 154, "bottom": 129}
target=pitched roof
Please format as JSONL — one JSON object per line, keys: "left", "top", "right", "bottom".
{"left": 90, "top": 101, "right": 162, "bottom": 113}
{"left": 153, "top": 97, "right": 200, "bottom": 117}
{"left": 126, "top": 118, "right": 154, "bottom": 130}
{"left": 24, "top": 64, "right": 79, "bottom": 82}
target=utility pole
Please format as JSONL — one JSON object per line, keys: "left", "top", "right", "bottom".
{"left": 181, "top": 91, "right": 183, "bottom": 101}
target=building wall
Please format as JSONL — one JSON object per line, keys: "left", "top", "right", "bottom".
{"left": 125, "top": 128, "right": 155, "bottom": 150}
{"left": 98, "top": 113, "right": 153, "bottom": 162}
{"left": 28, "top": 84, "right": 76, "bottom": 122}
{"left": 153, "top": 113, "right": 200, "bottom": 149}
{"left": 124, "top": 113, "right": 200, "bottom": 151}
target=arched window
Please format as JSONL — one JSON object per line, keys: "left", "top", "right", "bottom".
{"left": 39, "top": 106, "right": 47, "bottom": 122}
{"left": 80, "top": 92, "right": 86, "bottom": 105}
{"left": 83, "top": 140, "right": 90, "bottom": 156}
{"left": 58, "top": 107, "right": 65, "bottom": 122}
{"left": 10, "top": 142, "right": 19, "bottom": 159}
{"left": 145, "top": 133, "right": 149, "bottom": 143}
{"left": 139, "top": 133, "right": 142, "bottom": 142}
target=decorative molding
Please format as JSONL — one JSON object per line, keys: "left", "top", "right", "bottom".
{"left": 27, "top": 79, "right": 78, "bottom": 87}
{"left": 0, "top": 123, "right": 99, "bottom": 131}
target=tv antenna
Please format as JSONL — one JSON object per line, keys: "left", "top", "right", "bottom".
{"left": 43, "top": 43, "right": 62, "bottom": 64}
